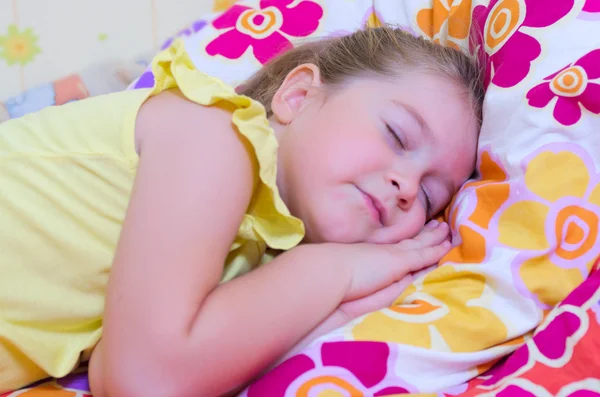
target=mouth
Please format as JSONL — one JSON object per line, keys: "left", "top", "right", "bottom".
{"left": 357, "top": 187, "right": 386, "bottom": 226}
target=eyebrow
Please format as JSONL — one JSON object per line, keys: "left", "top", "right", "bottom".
{"left": 391, "top": 99, "right": 431, "bottom": 139}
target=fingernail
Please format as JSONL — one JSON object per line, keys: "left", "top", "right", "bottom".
{"left": 429, "top": 219, "right": 439, "bottom": 227}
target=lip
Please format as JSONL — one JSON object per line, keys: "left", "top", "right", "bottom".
{"left": 358, "top": 187, "right": 386, "bottom": 226}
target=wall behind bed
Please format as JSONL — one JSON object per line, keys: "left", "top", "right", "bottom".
{"left": 0, "top": 0, "right": 231, "bottom": 101}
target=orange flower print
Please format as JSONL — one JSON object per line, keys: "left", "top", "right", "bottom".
{"left": 496, "top": 143, "right": 600, "bottom": 308}
{"left": 527, "top": 49, "right": 600, "bottom": 126}
{"left": 213, "top": 0, "right": 238, "bottom": 12}
{"left": 417, "top": 0, "right": 473, "bottom": 50}
{"left": 441, "top": 148, "right": 510, "bottom": 266}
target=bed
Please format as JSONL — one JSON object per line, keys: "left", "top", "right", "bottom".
{"left": 1, "top": 1, "right": 600, "bottom": 395}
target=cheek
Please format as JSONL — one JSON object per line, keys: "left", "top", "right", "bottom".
{"left": 408, "top": 211, "right": 427, "bottom": 238}
{"left": 313, "top": 205, "right": 371, "bottom": 244}
{"left": 398, "top": 208, "right": 427, "bottom": 240}
{"left": 328, "top": 130, "right": 391, "bottom": 176}
{"left": 384, "top": 209, "right": 427, "bottom": 243}
{"left": 445, "top": 145, "right": 477, "bottom": 186}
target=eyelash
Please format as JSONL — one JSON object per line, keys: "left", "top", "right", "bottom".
{"left": 424, "top": 190, "right": 433, "bottom": 218}
{"left": 385, "top": 124, "right": 406, "bottom": 150}
{"left": 386, "top": 124, "right": 433, "bottom": 216}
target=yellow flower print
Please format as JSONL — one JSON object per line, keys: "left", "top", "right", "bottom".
{"left": 416, "top": 0, "right": 472, "bottom": 50}
{"left": 366, "top": 10, "right": 383, "bottom": 28}
{"left": 0, "top": 24, "right": 41, "bottom": 66}
{"left": 497, "top": 144, "right": 600, "bottom": 308}
{"left": 352, "top": 266, "right": 507, "bottom": 353}
{"left": 213, "top": 0, "right": 238, "bottom": 12}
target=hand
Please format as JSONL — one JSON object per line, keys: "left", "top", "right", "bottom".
{"left": 342, "top": 220, "right": 451, "bottom": 302}
{"left": 339, "top": 220, "right": 449, "bottom": 319}
{"left": 395, "top": 219, "right": 452, "bottom": 251}
{"left": 337, "top": 274, "right": 416, "bottom": 321}
{"left": 279, "top": 222, "right": 449, "bottom": 361}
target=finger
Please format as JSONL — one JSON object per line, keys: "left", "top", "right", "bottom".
{"left": 395, "top": 238, "right": 421, "bottom": 251}
{"left": 391, "top": 274, "right": 414, "bottom": 296}
{"left": 340, "top": 275, "right": 415, "bottom": 319}
{"left": 369, "top": 277, "right": 414, "bottom": 309}
{"left": 400, "top": 222, "right": 449, "bottom": 250}
{"left": 403, "top": 241, "right": 452, "bottom": 272}
{"left": 414, "top": 220, "right": 440, "bottom": 239}
{"left": 423, "top": 219, "right": 439, "bottom": 231}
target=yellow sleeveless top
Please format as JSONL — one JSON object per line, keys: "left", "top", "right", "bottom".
{"left": 0, "top": 40, "right": 304, "bottom": 392}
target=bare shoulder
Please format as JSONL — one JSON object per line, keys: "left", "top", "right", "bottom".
{"left": 134, "top": 88, "right": 254, "bottom": 195}
{"left": 135, "top": 89, "right": 242, "bottom": 155}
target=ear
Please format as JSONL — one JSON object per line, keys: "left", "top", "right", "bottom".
{"left": 271, "top": 63, "right": 322, "bottom": 125}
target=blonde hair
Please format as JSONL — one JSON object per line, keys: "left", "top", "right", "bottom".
{"left": 239, "top": 26, "right": 484, "bottom": 124}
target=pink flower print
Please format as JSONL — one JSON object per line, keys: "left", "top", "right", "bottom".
{"left": 592, "top": 301, "right": 600, "bottom": 325}
{"left": 563, "top": 387, "right": 600, "bottom": 397}
{"left": 206, "top": 0, "right": 323, "bottom": 65}
{"left": 471, "top": 0, "right": 575, "bottom": 88}
{"left": 584, "top": 0, "right": 600, "bottom": 12}
{"left": 496, "top": 384, "right": 539, "bottom": 397}
{"left": 579, "top": 0, "right": 600, "bottom": 20}
{"left": 532, "top": 310, "right": 584, "bottom": 363}
{"left": 320, "top": 342, "right": 395, "bottom": 390}
{"left": 482, "top": 345, "right": 531, "bottom": 387}
{"left": 494, "top": 381, "right": 600, "bottom": 397}
{"left": 244, "top": 342, "right": 416, "bottom": 396}
{"left": 560, "top": 265, "right": 600, "bottom": 308}
{"left": 527, "top": 49, "right": 600, "bottom": 126}
{"left": 483, "top": 273, "right": 595, "bottom": 389}
{"left": 247, "top": 354, "right": 316, "bottom": 397}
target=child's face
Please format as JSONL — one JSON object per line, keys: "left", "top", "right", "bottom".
{"left": 273, "top": 69, "right": 479, "bottom": 244}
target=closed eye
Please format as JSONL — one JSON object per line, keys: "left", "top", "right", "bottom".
{"left": 423, "top": 188, "right": 433, "bottom": 218}
{"left": 386, "top": 123, "right": 406, "bottom": 150}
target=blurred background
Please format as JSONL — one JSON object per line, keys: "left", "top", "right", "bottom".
{"left": 0, "top": 0, "right": 233, "bottom": 100}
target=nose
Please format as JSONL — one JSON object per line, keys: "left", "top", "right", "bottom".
{"left": 387, "top": 170, "right": 419, "bottom": 210}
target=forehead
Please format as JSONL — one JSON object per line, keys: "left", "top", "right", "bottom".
{"left": 340, "top": 71, "right": 475, "bottom": 116}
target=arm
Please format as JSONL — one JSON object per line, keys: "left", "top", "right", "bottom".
{"left": 93, "top": 90, "right": 355, "bottom": 397}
